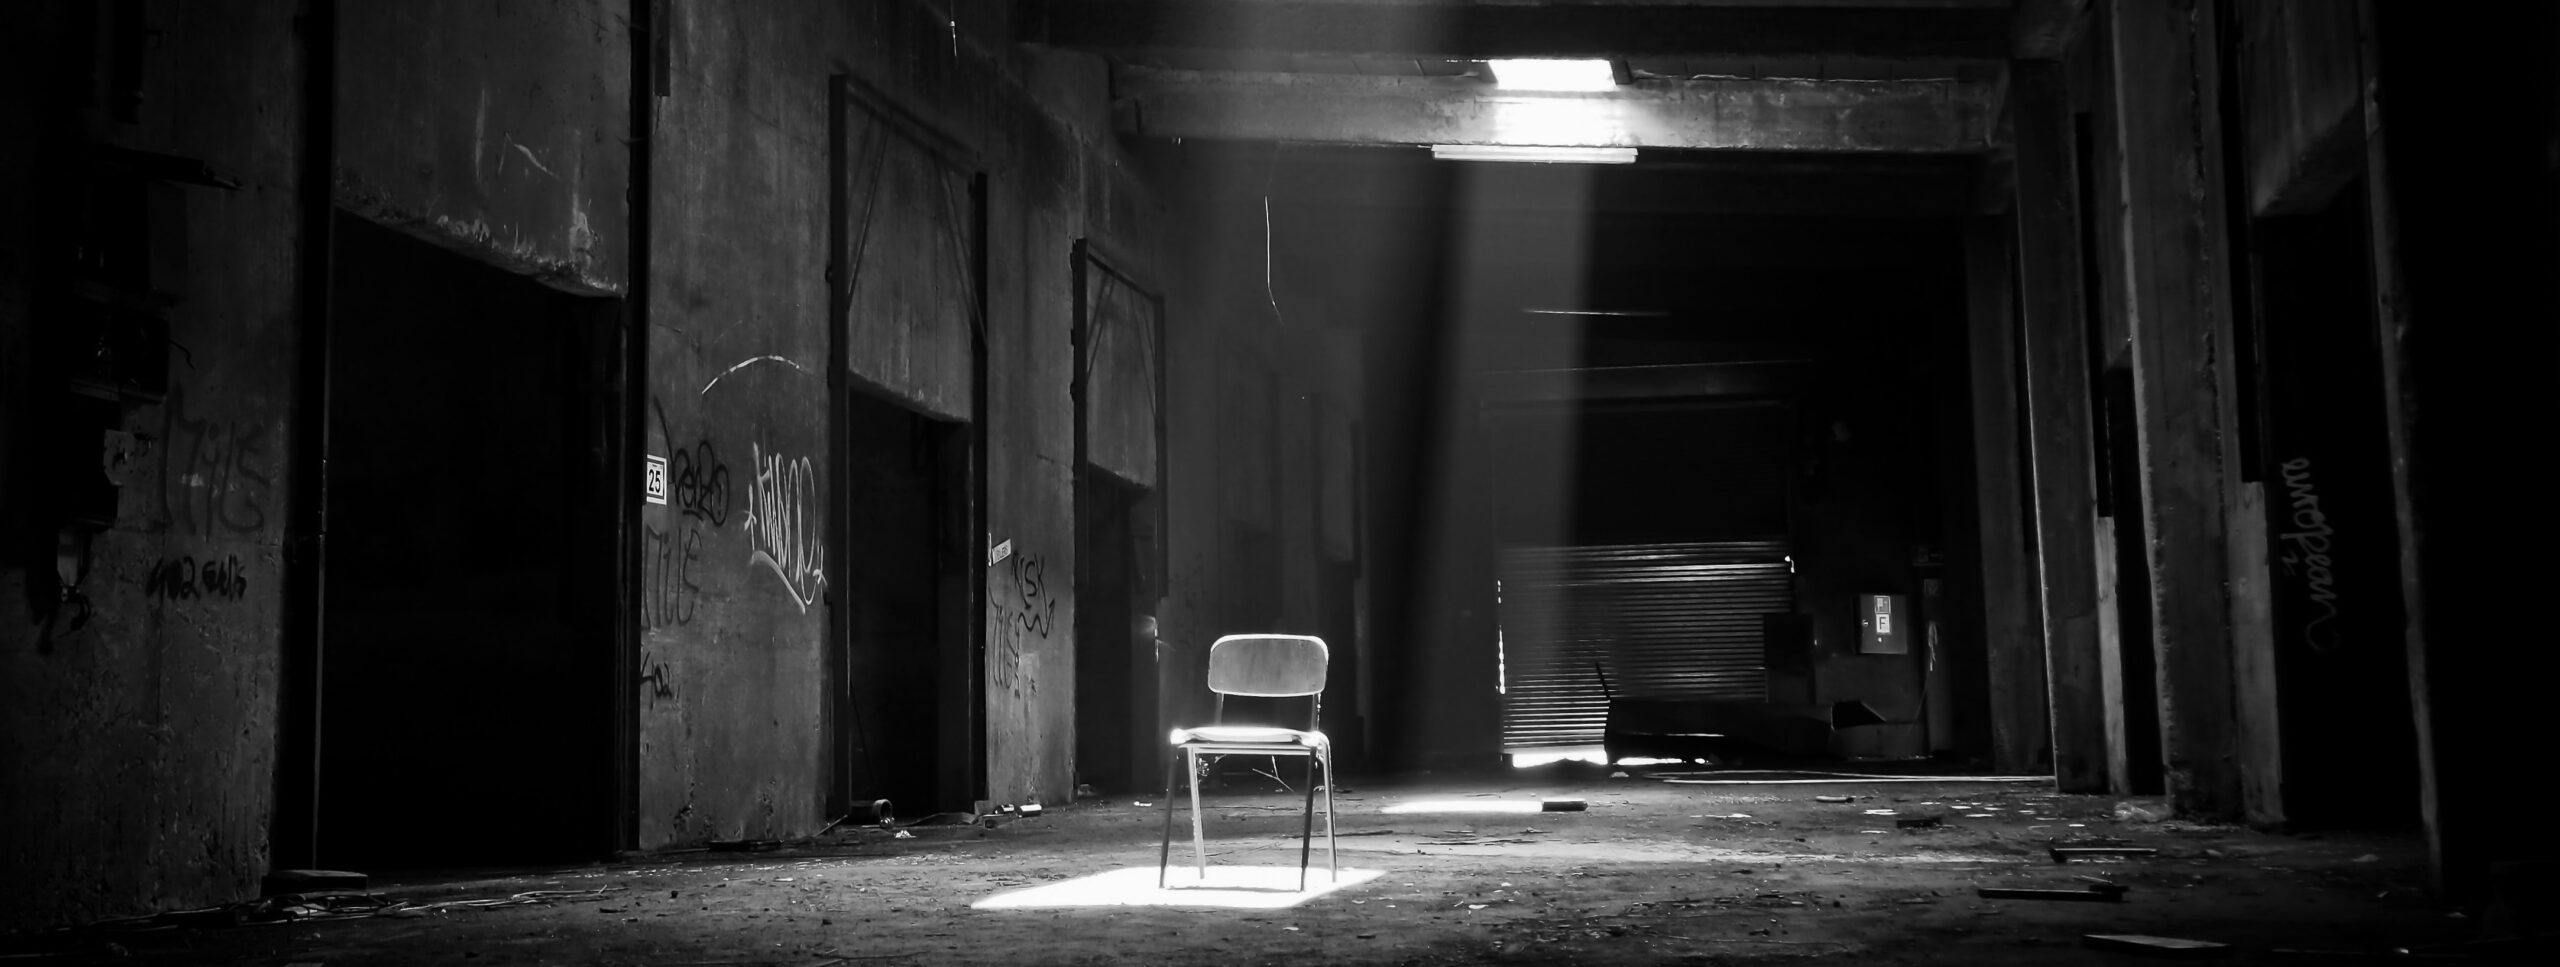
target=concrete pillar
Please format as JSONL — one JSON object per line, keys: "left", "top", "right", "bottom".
{"left": 2008, "top": 60, "right": 2111, "bottom": 794}
{"left": 2103, "top": 0, "right": 2278, "bottom": 822}
{"left": 1961, "top": 217, "right": 2047, "bottom": 777}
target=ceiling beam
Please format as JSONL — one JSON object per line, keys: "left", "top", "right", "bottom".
{"left": 1027, "top": 0, "right": 2013, "bottom": 60}
{"left": 1117, "top": 68, "right": 1997, "bottom": 152}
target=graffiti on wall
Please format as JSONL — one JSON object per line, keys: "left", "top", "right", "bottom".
{"left": 143, "top": 553, "right": 249, "bottom": 602}
{"left": 669, "top": 439, "right": 731, "bottom": 526}
{"left": 640, "top": 649, "right": 676, "bottom": 706}
{"left": 159, "top": 383, "right": 272, "bottom": 539}
{"left": 644, "top": 400, "right": 731, "bottom": 630}
{"left": 642, "top": 523, "right": 703, "bottom": 629}
{"left": 744, "top": 441, "right": 826, "bottom": 612}
{"left": 998, "top": 552, "right": 1057, "bottom": 638}
{"left": 2275, "top": 457, "right": 2342, "bottom": 654}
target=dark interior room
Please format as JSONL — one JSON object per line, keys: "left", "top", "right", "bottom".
{"left": 2, "top": 1, "right": 2552, "bottom": 964}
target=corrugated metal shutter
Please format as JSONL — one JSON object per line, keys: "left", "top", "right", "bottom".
{"left": 1497, "top": 541, "right": 1792, "bottom": 753}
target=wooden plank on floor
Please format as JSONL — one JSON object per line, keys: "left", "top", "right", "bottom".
{"left": 2008, "top": 60, "right": 2109, "bottom": 794}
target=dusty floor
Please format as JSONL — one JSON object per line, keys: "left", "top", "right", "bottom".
{"left": 2, "top": 765, "right": 2513, "bottom": 965}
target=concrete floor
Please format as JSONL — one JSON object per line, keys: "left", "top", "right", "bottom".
{"left": 1, "top": 766, "right": 2497, "bottom": 965}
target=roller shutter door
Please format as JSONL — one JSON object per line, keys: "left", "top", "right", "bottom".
{"left": 1497, "top": 541, "right": 1793, "bottom": 753}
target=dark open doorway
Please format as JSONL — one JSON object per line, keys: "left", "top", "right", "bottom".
{"left": 316, "top": 213, "right": 620, "bottom": 868}
{"left": 1074, "top": 467, "right": 1154, "bottom": 794}
{"left": 835, "top": 391, "right": 976, "bottom": 817}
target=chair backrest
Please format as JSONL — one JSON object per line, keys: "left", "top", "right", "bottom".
{"left": 1206, "top": 634, "right": 1327, "bottom": 698}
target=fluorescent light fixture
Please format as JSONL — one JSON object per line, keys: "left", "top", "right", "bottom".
{"left": 1430, "top": 144, "right": 1636, "bottom": 165}
{"left": 970, "top": 866, "right": 1384, "bottom": 910}
{"left": 1487, "top": 59, "right": 1618, "bottom": 92}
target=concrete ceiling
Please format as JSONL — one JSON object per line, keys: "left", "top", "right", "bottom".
{"left": 1025, "top": 0, "right": 2090, "bottom": 163}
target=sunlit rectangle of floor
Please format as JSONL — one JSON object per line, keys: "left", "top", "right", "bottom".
{"left": 972, "top": 866, "right": 1387, "bottom": 910}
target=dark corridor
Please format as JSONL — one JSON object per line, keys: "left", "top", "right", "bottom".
{"left": 315, "top": 214, "right": 620, "bottom": 868}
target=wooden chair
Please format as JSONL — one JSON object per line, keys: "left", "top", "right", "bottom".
{"left": 1157, "top": 634, "right": 1337, "bottom": 889}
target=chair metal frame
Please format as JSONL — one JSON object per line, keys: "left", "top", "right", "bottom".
{"left": 1157, "top": 634, "right": 1337, "bottom": 890}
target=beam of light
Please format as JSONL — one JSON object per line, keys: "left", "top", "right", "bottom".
{"left": 1508, "top": 748, "right": 1608, "bottom": 768}
{"left": 970, "top": 866, "right": 1384, "bottom": 910}
{"left": 1431, "top": 144, "right": 1635, "bottom": 165}
{"left": 1486, "top": 59, "right": 1619, "bottom": 92}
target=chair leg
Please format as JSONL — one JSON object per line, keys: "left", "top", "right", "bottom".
{"left": 1322, "top": 745, "right": 1338, "bottom": 882}
{"left": 1159, "top": 749, "right": 1180, "bottom": 888}
{"left": 1298, "top": 753, "right": 1318, "bottom": 892}
{"left": 1187, "top": 747, "right": 1208, "bottom": 878}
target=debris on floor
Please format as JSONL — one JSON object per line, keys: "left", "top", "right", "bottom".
{"left": 2084, "top": 933, "right": 2233, "bottom": 957}
{"left": 2052, "top": 846, "right": 2161, "bottom": 863}
{"left": 1977, "top": 885, "right": 2127, "bottom": 902}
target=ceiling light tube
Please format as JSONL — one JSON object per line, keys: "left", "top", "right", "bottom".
{"left": 1431, "top": 144, "right": 1636, "bottom": 165}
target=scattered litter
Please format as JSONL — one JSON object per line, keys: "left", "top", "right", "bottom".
{"left": 2352, "top": 854, "right": 2380, "bottom": 863}
{"left": 1814, "top": 796, "right": 1853, "bottom": 804}
{"left": 2115, "top": 802, "right": 2170, "bottom": 824}
{"left": 1467, "top": 904, "right": 1487, "bottom": 911}
{"left": 1966, "top": 813, "right": 1997, "bottom": 818}
{"left": 1863, "top": 809, "right": 1898, "bottom": 816}
{"left": 1720, "top": 813, "right": 1753, "bottom": 819}
{"left": 1977, "top": 887, "right": 2124, "bottom": 903}
{"left": 2084, "top": 934, "right": 2231, "bottom": 957}
{"left": 1134, "top": 801, "right": 1153, "bottom": 808}
{"left": 893, "top": 830, "right": 913, "bottom": 839}
{"left": 1609, "top": 771, "right": 1629, "bottom": 778}
{"left": 1896, "top": 817, "right": 1942, "bottom": 829}
{"left": 1860, "top": 830, "right": 1888, "bottom": 834}
{"left": 2053, "top": 847, "right": 2159, "bottom": 863}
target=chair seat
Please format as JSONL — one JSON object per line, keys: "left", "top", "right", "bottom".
{"left": 1172, "top": 726, "right": 1328, "bottom": 748}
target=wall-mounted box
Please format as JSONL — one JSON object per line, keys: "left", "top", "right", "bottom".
{"left": 1857, "top": 593, "right": 1908, "bottom": 655}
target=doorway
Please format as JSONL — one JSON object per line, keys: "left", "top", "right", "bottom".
{"left": 1073, "top": 468, "right": 1153, "bottom": 794}
{"left": 836, "top": 390, "right": 975, "bottom": 816}
{"left": 316, "top": 213, "right": 620, "bottom": 868}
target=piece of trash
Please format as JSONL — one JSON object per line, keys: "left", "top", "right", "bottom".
{"left": 1608, "top": 771, "right": 1629, "bottom": 778}
{"left": 1814, "top": 796, "right": 1852, "bottom": 803}
{"left": 1721, "top": 813, "right": 1752, "bottom": 819}
{"left": 1018, "top": 803, "right": 1043, "bottom": 818}
{"left": 2114, "top": 802, "right": 2170, "bottom": 824}
{"left": 1134, "top": 801, "right": 1153, "bottom": 807}
{"left": 892, "top": 830, "right": 912, "bottom": 839}
{"left": 1467, "top": 904, "right": 1487, "bottom": 911}
{"left": 2352, "top": 854, "right": 2379, "bottom": 863}
{"left": 2083, "top": 934, "right": 2231, "bottom": 957}
{"left": 1977, "top": 887, "right": 2123, "bottom": 903}
{"left": 1863, "top": 808, "right": 1897, "bottom": 816}
{"left": 1075, "top": 784, "right": 1097, "bottom": 799}
{"left": 1282, "top": 925, "right": 1300, "bottom": 931}
{"left": 2052, "top": 846, "right": 2159, "bottom": 863}
{"left": 1896, "top": 817, "right": 1942, "bottom": 829}
{"left": 1966, "top": 813, "right": 1997, "bottom": 818}
{"left": 1860, "top": 829, "right": 1888, "bottom": 834}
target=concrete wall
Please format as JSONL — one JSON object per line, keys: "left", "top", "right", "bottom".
{"left": 639, "top": 0, "right": 1204, "bottom": 839}
{"left": 0, "top": 0, "right": 304, "bottom": 932}
{"left": 336, "top": 0, "right": 630, "bottom": 293}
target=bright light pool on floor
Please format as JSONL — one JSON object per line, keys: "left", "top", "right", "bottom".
{"left": 971, "top": 866, "right": 1385, "bottom": 910}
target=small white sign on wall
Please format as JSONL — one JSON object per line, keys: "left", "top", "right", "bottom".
{"left": 643, "top": 454, "right": 669, "bottom": 505}
{"left": 988, "top": 538, "right": 1012, "bottom": 566}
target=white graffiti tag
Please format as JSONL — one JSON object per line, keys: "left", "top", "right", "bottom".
{"left": 743, "top": 441, "right": 826, "bottom": 612}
